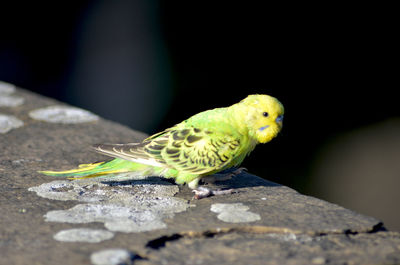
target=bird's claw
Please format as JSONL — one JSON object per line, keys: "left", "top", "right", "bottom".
{"left": 192, "top": 187, "right": 212, "bottom": 199}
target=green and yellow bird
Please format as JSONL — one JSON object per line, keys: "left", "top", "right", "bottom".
{"left": 40, "top": 94, "right": 284, "bottom": 197}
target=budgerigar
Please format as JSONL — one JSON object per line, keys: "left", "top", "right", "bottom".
{"left": 40, "top": 94, "right": 284, "bottom": 198}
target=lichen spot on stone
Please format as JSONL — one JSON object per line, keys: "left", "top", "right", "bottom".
{"left": 0, "top": 114, "right": 24, "bottom": 134}
{"left": 29, "top": 178, "right": 189, "bottom": 233}
{"left": 53, "top": 228, "right": 114, "bottom": 243}
{"left": 0, "top": 81, "right": 24, "bottom": 107}
{"left": 29, "top": 105, "right": 99, "bottom": 124}
{"left": 210, "top": 203, "right": 261, "bottom": 223}
{"left": 90, "top": 248, "right": 136, "bottom": 265}
{"left": 0, "top": 81, "right": 16, "bottom": 94}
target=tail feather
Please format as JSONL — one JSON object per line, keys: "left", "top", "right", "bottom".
{"left": 39, "top": 158, "right": 143, "bottom": 179}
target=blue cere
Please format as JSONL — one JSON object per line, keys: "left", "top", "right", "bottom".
{"left": 276, "top": 115, "right": 284, "bottom": 123}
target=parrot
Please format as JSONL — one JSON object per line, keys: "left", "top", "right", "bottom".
{"left": 40, "top": 94, "right": 284, "bottom": 198}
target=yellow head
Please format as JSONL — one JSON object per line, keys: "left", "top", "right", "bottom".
{"left": 235, "top": 94, "right": 284, "bottom": 144}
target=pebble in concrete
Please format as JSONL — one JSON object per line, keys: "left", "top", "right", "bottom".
{"left": 210, "top": 203, "right": 261, "bottom": 223}
{"left": 29, "top": 105, "right": 99, "bottom": 124}
{"left": 53, "top": 228, "right": 114, "bottom": 243}
{"left": 0, "top": 81, "right": 25, "bottom": 107}
{"left": 0, "top": 114, "right": 24, "bottom": 134}
{"left": 90, "top": 248, "right": 136, "bottom": 265}
{"left": 29, "top": 177, "right": 189, "bottom": 233}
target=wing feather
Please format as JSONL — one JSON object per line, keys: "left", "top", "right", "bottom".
{"left": 93, "top": 123, "right": 244, "bottom": 175}
{"left": 92, "top": 140, "right": 168, "bottom": 168}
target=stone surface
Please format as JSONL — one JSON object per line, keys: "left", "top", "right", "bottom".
{"left": 145, "top": 231, "right": 400, "bottom": 265}
{"left": 1, "top": 85, "right": 400, "bottom": 265}
{"left": 0, "top": 95, "right": 25, "bottom": 107}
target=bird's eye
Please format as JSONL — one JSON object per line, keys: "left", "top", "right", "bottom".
{"left": 262, "top": 112, "right": 269, "bottom": 117}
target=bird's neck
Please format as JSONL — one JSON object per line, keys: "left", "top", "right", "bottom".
{"left": 226, "top": 104, "right": 257, "bottom": 142}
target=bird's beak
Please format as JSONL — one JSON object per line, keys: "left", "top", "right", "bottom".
{"left": 275, "top": 115, "right": 284, "bottom": 123}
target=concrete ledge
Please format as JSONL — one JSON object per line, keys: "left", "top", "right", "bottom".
{"left": 1, "top": 83, "right": 400, "bottom": 265}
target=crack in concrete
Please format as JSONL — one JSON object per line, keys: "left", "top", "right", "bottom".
{"left": 145, "top": 222, "right": 386, "bottom": 250}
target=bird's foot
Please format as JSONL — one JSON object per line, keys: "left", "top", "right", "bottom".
{"left": 201, "top": 167, "right": 248, "bottom": 184}
{"left": 192, "top": 186, "right": 236, "bottom": 199}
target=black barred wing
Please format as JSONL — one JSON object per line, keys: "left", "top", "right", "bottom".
{"left": 160, "top": 127, "right": 242, "bottom": 174}
{"left": 93, "top": 126, "right": 242, "bottom": 174}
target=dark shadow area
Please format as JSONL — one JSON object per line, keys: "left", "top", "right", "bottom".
{"left": 212, "top": 173, "right": 282, "bottom": 190}
{"left": 201, "top": 169, "right": 283, "bottom": 189}
{"left": 101, "top": 176, "right": 176, "bottom": 187}
{"left": 100, "top": 168, "right": 281, "bottom": 190}
{"left": 146, "top": 234, "right": 183, "bottom": 250}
